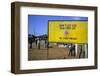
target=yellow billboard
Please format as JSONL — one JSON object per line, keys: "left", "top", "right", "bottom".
{"left": 48, "top": 21, "right": 88, "bottom": 43}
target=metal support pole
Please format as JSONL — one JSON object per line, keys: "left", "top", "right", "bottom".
{"left": 75, "top": 44, "right": 78, "bottom": 57}
{"left": 84, "top": 44, "right": 88, "bottom": 58}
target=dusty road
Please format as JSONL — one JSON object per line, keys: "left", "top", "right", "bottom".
{"left": 28, "top": 45, "right": 80, "bottom": 60}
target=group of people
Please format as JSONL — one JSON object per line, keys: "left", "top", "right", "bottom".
{"left": 68, "top": 44, "right": 87, "bottom": 58}
{"left": 29, "top": 37, "right": 49, "bottom": 49}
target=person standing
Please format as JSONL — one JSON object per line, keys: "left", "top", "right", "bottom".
{"left": 44, "top": 39, "right": 48, "bottom": 48}
{"left": 35, "top": 38, "right": 37, "bottom": 48}
{"left": 68, "top": 44, "right": 75, "bottom": 56}
{"left": 37, "top": 38, "right": 40, "bottom": 49}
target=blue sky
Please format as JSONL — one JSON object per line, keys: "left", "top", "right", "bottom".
{"left": 28, "top": 15, "right": 88, "bottom": 36}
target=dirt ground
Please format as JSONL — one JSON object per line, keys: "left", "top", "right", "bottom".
{"left": 28, "top": 44, "right": 80, "bottom": 60}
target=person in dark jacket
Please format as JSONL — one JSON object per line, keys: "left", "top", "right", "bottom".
{"left": 69, "top": 44, "right": 75, "bottom": 56}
